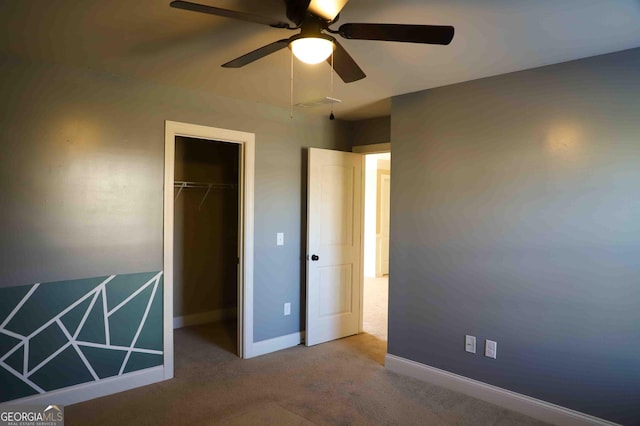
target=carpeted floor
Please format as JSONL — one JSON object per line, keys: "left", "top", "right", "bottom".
{"left": 363, "top": 276, "right": 388, "bottom": 341}
{"left": 67, "top": 322, "right": 549, "bottom": 425}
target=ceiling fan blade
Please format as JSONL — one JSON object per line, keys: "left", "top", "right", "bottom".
{"left": 338, "top": 23, "right": 454, "bottom": 45}
{"left": 222, "top": 39, "right": 290, "bottom": 68}
{"left": 170, "top": 1, "right": 292, "bottom": 29}
{"left": 308, "top": 0, "right": 350, "bottom": 22}
{"left": 328, "top": 40, "right": 365, "bottom": 83}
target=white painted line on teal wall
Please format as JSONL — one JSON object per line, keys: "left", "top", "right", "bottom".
{"left": 0, "top": 284, "right": 39, "bottom": 329}
{"left": 0, "top": 360, "right": 45, "bottom": 394}
{"left": 23, "top": 341, "right": 29, "bottom": 375}
{"left": 76, "top": 341, "right": 162, "bottom": 355}
{"left": 57, "top": 318, "right": 99, "bottom": 382}
{"left": 74, "top": 290, "right": 100, "bottom": 340}
{"left": 107, "top": 273, "right": 159, "bottom": 317}
{"left": 102, "top": 286, "right": 111, "bottom": 346}
{"left": 118, "top": 276, "right": 160, "bottom": 376}
{"left": 0, "top": 328, "right": 25, "bottom": 342}
{"left": 28, "top": 342, "right": 72, "bottom": 377}
{"left": 0, "top": 337, "right": 23, "bottom": 364}
{"left": 26, "top": 276, "right": 115, "bottom": 341}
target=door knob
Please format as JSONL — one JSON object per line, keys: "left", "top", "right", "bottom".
{"left": 311, "top": 254, "right": 319, "bottom": 261}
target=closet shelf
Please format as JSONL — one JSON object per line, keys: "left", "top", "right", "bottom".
{"left": 174, "top": 180, "right": 237, "bottom": 207}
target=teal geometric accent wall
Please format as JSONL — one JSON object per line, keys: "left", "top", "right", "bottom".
{"left": 0, "top": 271, "right": 163, "bottom": 403}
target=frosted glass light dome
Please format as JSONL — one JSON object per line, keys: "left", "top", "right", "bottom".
{"left": 290, "top": 37, "right": 335, "bottom": 65}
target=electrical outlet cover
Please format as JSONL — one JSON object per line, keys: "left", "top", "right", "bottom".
{"left": 485, "top": 340, "right": 497, "bottom": 359}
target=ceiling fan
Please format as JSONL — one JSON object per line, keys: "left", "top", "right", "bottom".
{"left": 170, "top": 0, "right": 454, "bottom": 83}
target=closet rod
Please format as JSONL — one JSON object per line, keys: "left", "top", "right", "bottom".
{"left": 174, "top": 180, "right": 237, "bottom": 206}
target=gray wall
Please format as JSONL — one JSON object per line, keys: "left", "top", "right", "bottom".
{"left": 348, "top": 116, "right": 390, "bottom": 146}
{"left": 0, "top": 54, "right": 349, "bottom": 342}
{"left": 389, "top": 47, "right": 640, "bottom": 424}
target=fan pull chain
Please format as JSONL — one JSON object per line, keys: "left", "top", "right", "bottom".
{"left": 290, "top": 48, "right": 294, "bottom": 120}
{"left": 330, "top": 49, "right": 335, "bottom": 120}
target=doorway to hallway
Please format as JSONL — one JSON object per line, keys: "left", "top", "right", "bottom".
{"left": 362, "top": 153, "right": 390, "bottom": 342}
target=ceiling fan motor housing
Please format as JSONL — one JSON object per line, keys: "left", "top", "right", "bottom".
{"left": 296, "top": 14, "right": 333, "bottom": 41}
{"left": 285, "top": 0, "right": 315, "bottom": 26}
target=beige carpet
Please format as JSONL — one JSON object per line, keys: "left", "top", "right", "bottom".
{"left": 67, "top": 322, "right": 548, "bottom": 425}
{"left": 363, "top": 276, "right": 388, "bottom": 341}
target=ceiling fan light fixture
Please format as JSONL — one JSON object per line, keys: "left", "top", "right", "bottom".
{"left": 290, "top": 36, "right": 335, "bottom": 65}
{"left": 307, "top": 0, "right": 349, "bottom": 22}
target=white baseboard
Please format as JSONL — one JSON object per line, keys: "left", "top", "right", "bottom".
{"left": 385, "top": 354, "right": 618, "bottom": 426}
{"left": 0, "top": 366, "right": 166, "bottom": 407}
{"left": 173, "top": 308, "right": 236, "bottom": 329}
{"left": 248, "top": 332, "right": 303, "bottom": 358}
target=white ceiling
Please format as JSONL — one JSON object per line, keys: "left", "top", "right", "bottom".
{"left": 1, "top": 0, "right": 640, "bottom": 120}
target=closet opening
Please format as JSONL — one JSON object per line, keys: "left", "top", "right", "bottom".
{"left": 172, "top": 136, "right": 240, "bottom": 357}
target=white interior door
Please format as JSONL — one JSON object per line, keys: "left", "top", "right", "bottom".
{"left": 306, "top": 148, "right": 362, "bottom": 346}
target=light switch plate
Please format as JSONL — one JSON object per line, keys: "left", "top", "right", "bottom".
{"left": 465, "top": 335, "right": 476, "bottom": 354}
{"left": 277, "top": 232, "right": 284, "bottom": 246}
{"left": 485, "top": 340, "right": 497, "bottom": 359}
{"left": 284, "top": 302, "right": 291, "bottom": 316}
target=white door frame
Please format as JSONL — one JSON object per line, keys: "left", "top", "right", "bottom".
{"left": 353, "top": 143, "right": 391, "bottom": 155}
{"left": 353, "top": 143, "right": 391, "bottom": 334}
{"left": 163, "top": 120, "right": 255, "bottom": 378}
{"left": 376, "top": 171, "right": 391, "bottom": 277}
